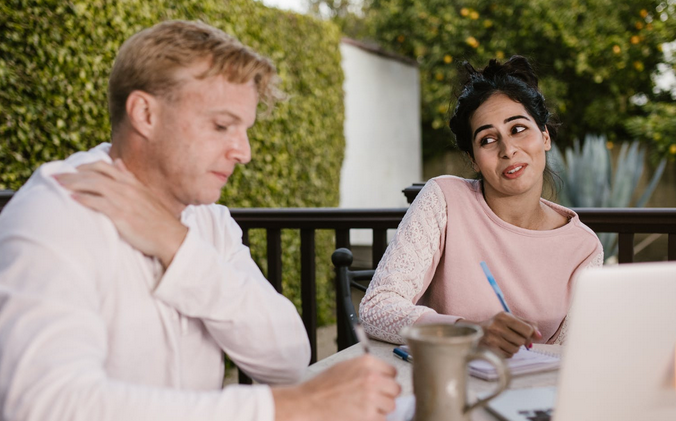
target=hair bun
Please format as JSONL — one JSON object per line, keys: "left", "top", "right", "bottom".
{"left": 482, "top": 55, "right": 539, "bottom": 90}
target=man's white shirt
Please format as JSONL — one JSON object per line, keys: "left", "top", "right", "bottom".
{"left": 0, "top": 143, "right": 311, "bottom": 421}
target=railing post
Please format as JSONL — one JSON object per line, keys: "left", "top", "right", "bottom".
{"left": 242, "top": 228, "right": 250, "bottom": 247}
{"left": 266, "top": 229, "right": 283, "bottom": 292}
{"left": 335, "top": 229, "right": 350, "bottom": 250}
{"left": 334, "top": 229, "right": 351, "bottom": 350}
{"left": 372, "top": 229, "right": 388, "bottom": 267}
{"left": 301, "top": 229, "right": 317, "bottom": 363}
{"left": 238, "top": 368, "right": 253, "bottom": 384}
{"left": 618, "top": 233, "right": 635, "bottom": 264}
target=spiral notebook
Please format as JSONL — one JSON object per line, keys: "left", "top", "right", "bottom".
{"left": 469, "top": 346, "right": 560, "bottom": 381}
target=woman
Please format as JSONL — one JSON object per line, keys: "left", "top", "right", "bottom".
{"left": 359, "top": 56, "right": 603, "bottom": 357}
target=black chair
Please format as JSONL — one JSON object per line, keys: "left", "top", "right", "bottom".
{"left": 331, "top": 248, "right": 375, "bottom": 350}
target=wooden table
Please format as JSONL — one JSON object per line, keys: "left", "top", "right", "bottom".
{"left": 304, "top": 340, "right": 562, "bottom": 420}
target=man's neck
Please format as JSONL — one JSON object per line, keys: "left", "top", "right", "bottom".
{"left": 108, "top": 137, "right": 186, "bottom": 220}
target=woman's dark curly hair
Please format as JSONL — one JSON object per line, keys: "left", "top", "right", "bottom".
{"left": 448, "top": 55, "right": 559, "bottom": 191}
{"left": 449, "top": 55, "right": 557, "bottom": 159}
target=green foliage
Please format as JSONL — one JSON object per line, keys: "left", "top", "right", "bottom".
{"left": 550, "top": 135, "right": 666, "bottom": 259}
{"left": 625, "top": 101, "right": 676, "bottom": 161}
{"left": 0, "top": 0, "right": 344, "bottom": 325}
{"left": 359, "top": 0, "right": 676, "bottom": 159}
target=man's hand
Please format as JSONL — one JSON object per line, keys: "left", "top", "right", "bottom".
{"left": 54, "top": 159, "right": 188, "bottom": 268}
{"left": 272, "top": 354, "right": 401, "bottom": 421}
{"left": 471, "top": 312, "right": 542, "bottom": 358}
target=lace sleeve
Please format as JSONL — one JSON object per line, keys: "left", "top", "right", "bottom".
{"left": 586, "top": 250, "right": 604, "bottom": 268}
{"left": 359, "top": 181, "right": 447, "bottom": 344}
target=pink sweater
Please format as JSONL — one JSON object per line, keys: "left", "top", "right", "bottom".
{"left": 360, "top": 176, "right": 603, "bottom": 344}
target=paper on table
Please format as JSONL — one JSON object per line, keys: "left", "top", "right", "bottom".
{"left": 386, "top": 395, "right": 415, "bottom": 421}
{"left": 469, "top": 347, "right": 560, "bottom": 381}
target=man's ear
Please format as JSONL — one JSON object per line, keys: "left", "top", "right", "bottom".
{"left": 125, "top": 90, "right": 159, "bottom": 139}
{"left": 543, "top": 127, "right": 552, "bottom": 151}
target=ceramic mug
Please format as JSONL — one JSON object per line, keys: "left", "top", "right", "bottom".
{"left": 400, "top": 323, "right": 510, "bottom": 421}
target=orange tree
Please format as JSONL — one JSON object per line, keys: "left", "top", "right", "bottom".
{"left": 359, "top": 0, "right": 676, "bottom": 159}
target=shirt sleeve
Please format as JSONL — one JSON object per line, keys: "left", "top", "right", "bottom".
{"left": 0, "top": 231, "right": 275, "bottom": 421}
{"left": 153, "top": 206, "right": 311, "bottom": 385}
{"left": 359, "top": 180, "right": 460, "bottom": 344}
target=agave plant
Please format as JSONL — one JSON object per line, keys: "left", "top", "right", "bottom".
{"left": 549, "top": 135, "right": 667, "bottom": 261}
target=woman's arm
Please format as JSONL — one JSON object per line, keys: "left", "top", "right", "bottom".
{"left": 359, "top": 180, "right": 459, "bottom": 344}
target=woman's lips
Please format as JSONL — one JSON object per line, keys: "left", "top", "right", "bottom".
{"left": 503, "top": 163, "right": 527, "bottom": 179}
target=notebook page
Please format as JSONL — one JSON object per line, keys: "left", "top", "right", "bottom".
{"left": 469, "top": 347, "right": 560, "bottom": 380}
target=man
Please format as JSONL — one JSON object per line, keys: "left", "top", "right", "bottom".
{"left": 0, "top": 20, "right": 399, "bottom": 421}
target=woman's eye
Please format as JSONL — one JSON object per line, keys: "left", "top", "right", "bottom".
{"left": 480, "top": 136, "right": 497, "bottom": 146}
{"left": 512, "top": 126, "right": 526, "bottom": 134}
{"left": 215, "top": 124, "right": 228, "bottom": 132}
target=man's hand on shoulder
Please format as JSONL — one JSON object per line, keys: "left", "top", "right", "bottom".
{"left": 54, "top": 159, "right": 188, "bottom": 268}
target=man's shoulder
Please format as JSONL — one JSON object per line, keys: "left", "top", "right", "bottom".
{"left": 0, "top": 156, "right": 116, "bottom": 249}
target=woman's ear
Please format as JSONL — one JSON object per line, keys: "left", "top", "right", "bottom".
{"left": 543, "top": 127, "right": 552, "bottom": 151}
{"left": 467, "top": 152, "right": 480, "bottom": 173}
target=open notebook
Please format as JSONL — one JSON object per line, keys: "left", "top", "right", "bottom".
{"left": 469, "top": 346, "right": 560, "bottom": 380}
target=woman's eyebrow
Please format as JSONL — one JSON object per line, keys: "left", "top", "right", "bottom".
{"left": 473, "top": 124, "right": 493, "bottom": 140}
{"left": 505, "top": 115, "right": 530, "bottom": 123}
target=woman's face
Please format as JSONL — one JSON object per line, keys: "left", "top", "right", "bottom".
{"left": 469, "top": 93, "right": 551, "bottom": 200}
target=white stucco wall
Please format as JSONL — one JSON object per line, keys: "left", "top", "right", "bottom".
{"left": 339, "top": 40, "right": 422, "bottom": 210}
{"left": 339, "top": 40, "right": 422, "bottom": 245}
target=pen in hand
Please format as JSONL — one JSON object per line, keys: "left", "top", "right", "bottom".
{"left": 480, "top": 261, "right": 511, "bottom": 313}
{"left": 480, "top": 261, "right": 536, "bottom": 350}
{"left": 353, "top": 321, "right": 371, "bottom": 354}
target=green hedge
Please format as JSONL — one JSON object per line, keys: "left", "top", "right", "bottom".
{"left": 0, "top": 0, "right": 345, "bottom": 325}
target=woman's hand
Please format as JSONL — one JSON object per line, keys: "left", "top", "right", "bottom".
{"left": 471, "top": 312, "right": 542, "bottom": 358}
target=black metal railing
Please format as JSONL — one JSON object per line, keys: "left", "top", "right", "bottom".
{"left": 2, "top": 189, "right": 676, "bottom": 380}
{"left": 231, "top": 206, "right": 676, "bottom": 359}
{"left": 231, "top": 208, "right": 407, "bottom": 360}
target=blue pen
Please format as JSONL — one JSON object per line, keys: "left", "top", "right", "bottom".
{"left": 480, "top": 261, "right": 535, "bottom": 350}
{"left": 393, "top": 346, "right": 413, "bottom": 362}
{"left": 480, "top": 261, "right": 512, "bottom": 313}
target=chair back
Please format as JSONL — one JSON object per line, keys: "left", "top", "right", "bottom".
{"left": 331, "top": 248, "right": 375, "bottom": 349}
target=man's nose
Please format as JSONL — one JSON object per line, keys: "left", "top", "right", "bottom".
{"left": 229, "top": 132, "right": 251, "bottom": 165}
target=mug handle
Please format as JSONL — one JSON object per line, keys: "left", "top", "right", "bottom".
{"left": 463, "top": 348, "right": 511, "bottom": 413}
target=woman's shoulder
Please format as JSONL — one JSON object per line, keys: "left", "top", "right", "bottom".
{"left": 542, "top": 199, "right": 601, "bottom": 244}
{"left": 428, "top": 175, "right": 479, "bottom": 197}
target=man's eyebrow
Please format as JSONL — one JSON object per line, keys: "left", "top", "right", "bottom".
{"left": 209, "top": 109, "right": 241, "bottom": 121}
{"left": 473, "top": 115, "right": 532, "bottom": 140}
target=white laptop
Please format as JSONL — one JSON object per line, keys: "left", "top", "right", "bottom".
{"left": 488, "top": 261, "right": 676, "bottom": 421}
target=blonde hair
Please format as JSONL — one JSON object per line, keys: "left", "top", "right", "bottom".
{"left": 108, "top": 20, "right": 282, "bottom": 130}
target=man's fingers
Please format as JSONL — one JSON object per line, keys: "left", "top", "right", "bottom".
{"left": 361, "top": 354, "right": 397, "bottom": 377}
{"left": 75, "top": 160, "right": 124, "bottom": 180}
{"left": 71, "top": 192, "right": 116, "bottom": 217}
{"left": 72, "top": 159, "right": 137, "bottom": 185}
{"left": 55, "top": 172, "right": 114, "bottom": 196}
